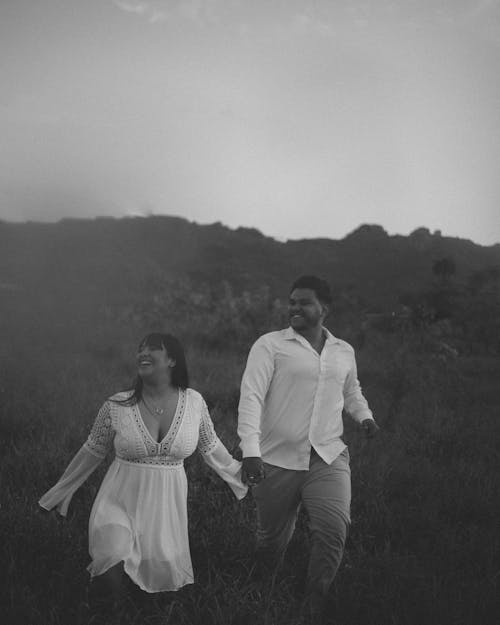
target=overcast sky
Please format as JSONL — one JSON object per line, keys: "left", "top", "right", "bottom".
{"left": 1, "top": 0, "right": 500, "bottom": 245}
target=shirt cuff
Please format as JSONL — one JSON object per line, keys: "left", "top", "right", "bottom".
{"left": 240, "top": 435, "right": 261, "bottom": 458}
{"left": 352, "top": 411, "right": 374, "bottom": 425}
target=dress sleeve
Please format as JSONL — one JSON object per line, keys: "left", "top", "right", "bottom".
{"left": 83, "top": 400, "right": 115, "bottom": 458}
{"left": 197, "top": 398, "right": 248, "bottom": 500}
{"left": 38, "top": 401, "right": 115, "bottom": 516}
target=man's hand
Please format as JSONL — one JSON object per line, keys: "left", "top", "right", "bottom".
{"left": 242, "top": 457, "right": 265, "bottom": 486}
{"left": 361, "top": 419, "right": 380, "bottom": 439}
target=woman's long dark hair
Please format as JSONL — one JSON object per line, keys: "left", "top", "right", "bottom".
{"left": 113, "top": 333, "right": 189, "bottom": 406}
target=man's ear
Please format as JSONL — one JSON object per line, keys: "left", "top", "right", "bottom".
{"left": 321, "top": 303, "right": 330, "bottom": 319}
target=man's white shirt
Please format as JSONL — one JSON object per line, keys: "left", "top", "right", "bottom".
{"left": 238, "top": 327, "right": 374, "bottom": 470}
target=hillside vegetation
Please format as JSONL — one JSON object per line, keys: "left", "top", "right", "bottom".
{"left": 0, "top": 216, "right": 499, "bottom": 624}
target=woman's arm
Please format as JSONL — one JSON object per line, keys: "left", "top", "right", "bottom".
{"left": 38, "top": 401, "right": 115, "bottom": 516}
{"left": 197, "top": 399, "right": 248, "bottom": 500}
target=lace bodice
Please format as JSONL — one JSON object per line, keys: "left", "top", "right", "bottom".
{"left": 84, "top": 388, "right": 222, "bottom": 465}
{"left": 39, "top": 388, "right": 247, "bottom": 516}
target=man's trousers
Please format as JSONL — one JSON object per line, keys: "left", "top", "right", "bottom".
{"left": 252, "top": 448, "right": 351, "bottom": 598}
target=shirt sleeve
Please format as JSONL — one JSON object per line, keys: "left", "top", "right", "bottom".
{"left": 237, "top": 337, "right": 275, "bottom": 458}
{"left": 198, "top": 398, "right": 248, "bottom": 500}
{"left": 38, "top": 402, "right": 115, "bottom": 516}
{"left": 343, "top": 353, "right": 374, "bottom": 424}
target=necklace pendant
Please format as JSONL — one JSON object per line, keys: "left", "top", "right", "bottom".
{"left": 143, "top": 396, "right": 165, "bottom": 416}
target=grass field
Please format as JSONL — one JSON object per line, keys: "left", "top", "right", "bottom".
{"left": 1, "top": 319, "right": 499, "bottom": 625}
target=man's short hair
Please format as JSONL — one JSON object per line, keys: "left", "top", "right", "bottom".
{"left": 290, "top": 275, "right": 332, "bottom": 305}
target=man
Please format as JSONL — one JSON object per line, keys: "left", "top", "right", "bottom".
{"left": 237, "top": 275, "right": 379, "bottom": 613}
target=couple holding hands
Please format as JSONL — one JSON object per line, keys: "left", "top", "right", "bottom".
{"left": 39, "top": 275, "right": 379, "bottom": 617}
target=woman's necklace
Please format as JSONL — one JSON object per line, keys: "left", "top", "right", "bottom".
{"left": 142, "top": 395, "right": 165, "bottom": 416}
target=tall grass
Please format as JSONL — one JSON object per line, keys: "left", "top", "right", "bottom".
{"left": 1, "top": 319, "right": 498, "bottom": 625}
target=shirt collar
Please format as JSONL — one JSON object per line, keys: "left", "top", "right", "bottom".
{"left": 283, "top": 326, "right": 341, "bottom": 345}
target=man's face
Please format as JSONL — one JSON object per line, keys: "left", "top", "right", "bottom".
{"left": 288, "top": 288, "right": 328, "bottom": 332}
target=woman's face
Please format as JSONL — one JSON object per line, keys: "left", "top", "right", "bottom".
{"left": 136, "top": 337, "right": 174, "bottom": 380}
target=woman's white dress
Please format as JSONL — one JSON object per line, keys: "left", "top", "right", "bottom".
{"left": 39, "top": 388, "right": 247, "bottom": 592}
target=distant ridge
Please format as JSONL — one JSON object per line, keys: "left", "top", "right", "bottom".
{"left": 1, "top": 214, "right": 498, "bottom": 247}
{"left": 1, "top": 215, "right": 499, "bottom": 315}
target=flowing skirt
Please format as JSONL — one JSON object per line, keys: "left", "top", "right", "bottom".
{"left": 87, "top": 458, "right": 193, "bottom": 592}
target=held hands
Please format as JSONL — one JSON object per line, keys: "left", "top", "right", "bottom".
{"left": 241, "top": 457, "right": 265, "bottom": 486}
{"left": 361, "top": 418, "right": 380, "bottom": 439}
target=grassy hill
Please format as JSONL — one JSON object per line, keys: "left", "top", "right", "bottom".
{"left": 1, "top": 216, "right": 499, "bottom": 624}
{"left": 1, "top": 215, "right": 499, "bottom": 342}
{"left": 1, "top": 217, "right": 499, "bottom": 307}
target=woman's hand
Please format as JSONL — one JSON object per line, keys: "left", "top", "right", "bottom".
{"left": 38, "top": 505, "right": 64, "bottom": 521}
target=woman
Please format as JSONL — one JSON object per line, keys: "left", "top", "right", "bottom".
{"left": 39, "top": 332, "right": 247, "bottom": 596}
